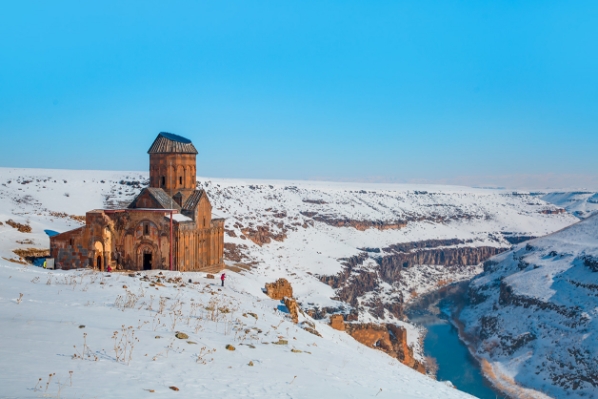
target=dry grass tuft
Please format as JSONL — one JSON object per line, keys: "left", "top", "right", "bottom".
{"left": 3, "top": 256, "right": 27, "bottom": 265}
{"left": 6, "top": 219, "right": 32, "bottom": 233}
{"left": 48, "top": 211, "right": 85, "bottom": 224}
{"left": 13, "top": 248, "right": 49, "bottom": 258}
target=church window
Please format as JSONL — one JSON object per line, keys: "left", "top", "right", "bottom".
{"left": 161, "top": 176, "right": 165, "bottom": 187}
{"left": 179, "top": 176, "right": 183, "bottom": 185}
{"left": 144, "top": 224, "right": 149, "bottom": 235}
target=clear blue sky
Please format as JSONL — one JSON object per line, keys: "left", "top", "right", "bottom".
{"left": 1, "top": 1, "right": 597, "bottom": 188}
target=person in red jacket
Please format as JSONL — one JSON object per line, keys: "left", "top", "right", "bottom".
{"left": 220, "top": 273, "right": 226, "bottom": 287}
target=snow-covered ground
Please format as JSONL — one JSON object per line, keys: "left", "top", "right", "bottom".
{"left": 0, "top": 168, "right": 577, "bottom": 318}
{"left": 541, "top": 191, "right": 598, "bottom": 219}
{"left": 0, "top": 264, "right": 474, "bottom": 399}
{"left": 460, "top": 214, "right": 598, "bottom": 398}
{"left": 0, "top": 167, "right": 583, "bottom": 398}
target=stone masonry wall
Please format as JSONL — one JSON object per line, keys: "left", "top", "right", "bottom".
{"left": 265, "top": 278, "right": 293, "bottom": 300}
{"left": 345, "top": 323, "right": 426, "bottom": 374}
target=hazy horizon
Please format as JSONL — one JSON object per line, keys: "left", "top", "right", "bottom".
{"left": 3, "top": 165, "right": 598, "bottom": 191}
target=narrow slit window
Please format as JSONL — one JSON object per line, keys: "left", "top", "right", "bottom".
{"left": 161, "top": 176, "right": 165, "bottom": 187}
{"left": 179, "top": 176, "right": 183, "bottom": 185}
{"left": 144, "top": 224, "right": 149, "bottom": 235}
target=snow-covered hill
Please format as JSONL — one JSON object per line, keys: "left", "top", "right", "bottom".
{"left": 541, "top": 191, "right": 598, "bottom": 219}
{"left": 0, "top": 264, "right": 474, "bottom": 399}
{"left": 0, "top": 168, "right": 577, "bottom": 318}
{"left": 460, "top": 214, "right": 598, "bottom": 398}
{"left": 0, "top": 167, "right": 582, "bottom": 397}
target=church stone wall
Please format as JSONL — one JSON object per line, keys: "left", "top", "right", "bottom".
{"left": 149, "top": 153, "right": 196, "bottom": 199}
{"left": 49, "top": 133, "right": 224, "bottom": 274}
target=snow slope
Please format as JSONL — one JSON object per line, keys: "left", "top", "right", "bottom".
{"left": 0, "top": 264, "right": 474, "bottom": 399}
{"left": 460, "top": 215, "right": 598, "bottom": 398}
{"left": 0, "top": 167, "right": 582, "bottom": 397}
{"left": 0, "top": 168, "right": 576, "bottom": 317}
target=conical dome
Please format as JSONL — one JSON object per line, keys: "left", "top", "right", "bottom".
{"left": 147, "top": 132, "right": 198, "bottom": 154}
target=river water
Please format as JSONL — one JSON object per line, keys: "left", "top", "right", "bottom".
{"left": 407, "top": 288, "right": 508, "bottom": 399}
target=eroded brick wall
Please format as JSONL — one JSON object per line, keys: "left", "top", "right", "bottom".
{"left": 265, "top": 278, "right": 293, "bottom": 300}
{"left": 345, "top": 323, "right": 426, "bottom": 374}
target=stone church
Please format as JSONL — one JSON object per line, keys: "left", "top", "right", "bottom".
{"left": 50, "top": 132, "right": 225, "bottom": 273}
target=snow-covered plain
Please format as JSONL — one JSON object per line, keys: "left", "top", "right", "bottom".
{"left": 0, "top": 167, "right": 582, "bottom": 398}
{"left": 460, "top": 214, "right": 598, "bottom": 398}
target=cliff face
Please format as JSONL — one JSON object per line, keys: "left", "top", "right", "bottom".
{"left": 320, "top": 239, "right": 508, "bottom": 321}
{"left": 377, "top": 244, "right": 505, "bottom": 281}
{"left": 306, "top": 215, "right": 408, "bottom": 231}
{"left": 460, "top": 214, "right": 598, "bottom": 398}
{"left": 303, "top": 213, "right": 486, "bottom": 232}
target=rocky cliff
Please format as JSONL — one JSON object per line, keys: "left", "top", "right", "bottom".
{"left": 320, "top": 239, "right": 508, "bottom": 321}
{"left": 460, "top": 214, "right": 598, "bottom": 398}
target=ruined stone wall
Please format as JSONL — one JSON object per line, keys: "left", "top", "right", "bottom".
{"left": 345, "top": 323, "right": 425, "bottom": 374}
{"left": 283, "top": 297, "right": 299, "bottom": 324}
{"left": 51, "top": 227, "right": 90, "bottom": 269}
{"left": 329, "top": 314, "right": 346, "bottom": 331}
{"left": 51, "top": 210, "right": 172, "bottom": 271}
{"left": 51, "top": 210, "right": 110, "bottom": 270}
{"left": 265, "top": 278, "right": 293, "bottom": 300}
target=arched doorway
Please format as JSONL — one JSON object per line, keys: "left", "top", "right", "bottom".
{"left": 94, "top": 241, "right": 104, "bottom": 271}
{"left": 137, "top": 243, "right": 156, "bottom": 271}
{"left": 143, "top": 251, "right": 152, "bottom": 270}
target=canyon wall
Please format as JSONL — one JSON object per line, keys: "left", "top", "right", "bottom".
{"left": 320, "top": 240, "right": 508, "bottom": 320}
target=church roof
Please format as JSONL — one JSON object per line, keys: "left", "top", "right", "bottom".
{"left": 182, "top": 189, "right": 206, "bottom": 212}
{"left": 147, "top": 132, "right": 198, "bottom": 154}
{"left": 128, "top": 188, "right": 182, "bottom": 211}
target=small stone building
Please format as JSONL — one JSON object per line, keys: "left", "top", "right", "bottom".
{"left": 50, "top": 132, "right": 225, "bottom": 273}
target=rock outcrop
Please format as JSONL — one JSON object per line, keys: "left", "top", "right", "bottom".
{"left": 241, "top": 225, "right": 287, "bottom": 246}
{"left": 309, "top": 215, "right": 408, "bottom": 231}
{"left": 223, "top": 242, "right": 251, "bottom": 262}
